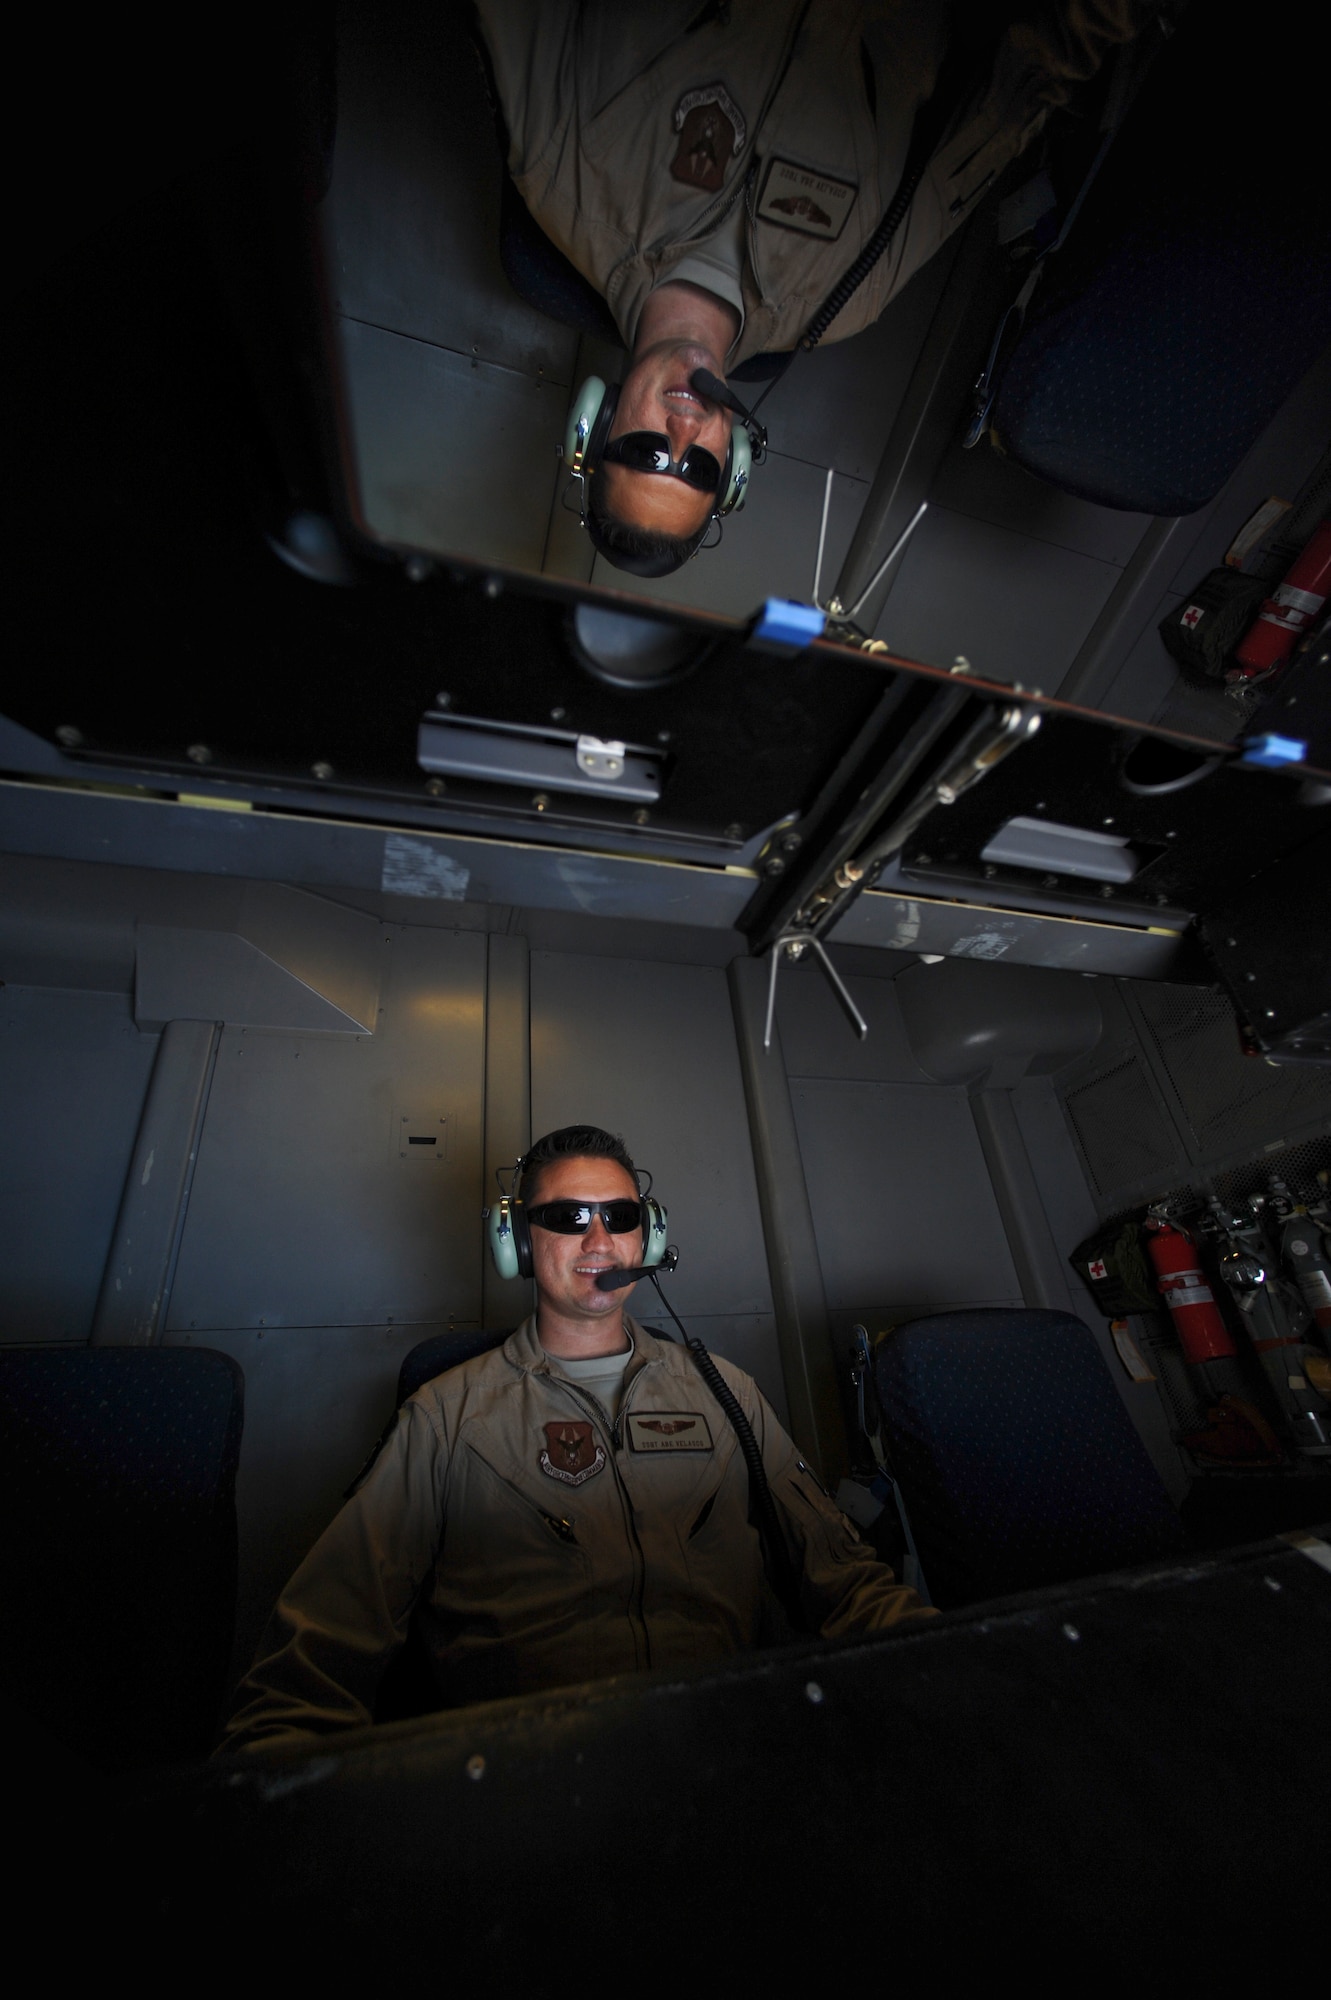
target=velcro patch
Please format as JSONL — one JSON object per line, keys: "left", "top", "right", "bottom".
{"left": 626, "top": 1412, "right": 714, "bottom": 1453}
{"left": 756, "top": 157, "right": 857, "bottom": 240}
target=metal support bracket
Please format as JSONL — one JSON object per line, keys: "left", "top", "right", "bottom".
{"left": 763, "top": 930, "right": 869, "bottom": 1051}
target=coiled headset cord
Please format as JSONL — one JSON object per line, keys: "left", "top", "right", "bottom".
{"left": 747, "top": 50, "right": 977, "bottom": 422}
{"left": 648, "top": 1272, "right": 805, "bottom": 1628}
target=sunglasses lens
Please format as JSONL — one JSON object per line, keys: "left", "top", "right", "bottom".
{"left": 677, "top": 446, "right": 722, "bottom": 492}
{"left": 609, "top": 435, "right": 721, "bottom": 493}
{"left": 530, "top": 1199, "right": 643, "bottom": 1234}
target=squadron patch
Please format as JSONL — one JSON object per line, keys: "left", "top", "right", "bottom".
{"left": 756, "top": 157, "right": 858, "bottom": 240}
{"left": 670, "top": 82, "right": 746, "bottom": 192}
{"left": 539, "top": 1421, "right": 606, "bottom": 1487}
{"left": 626, "top": 1411, "right": 714, "bottom": 1453}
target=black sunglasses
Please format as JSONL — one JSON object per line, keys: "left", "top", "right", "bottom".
{"left": 598, "top": 432, "right": 722, "bottom": 494}
{"left": 526, "top": 1199, "right": 643, "bottom": 1235}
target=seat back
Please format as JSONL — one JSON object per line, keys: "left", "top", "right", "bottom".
{"left": 397, "top": 1328, "right": 511, "bottom": 1408}
{"left": 873, "top": 1308, "right": 1185, "bottom": 1607}
{"left": 0, "top": 1346, "right": 244, "bottom": 1768}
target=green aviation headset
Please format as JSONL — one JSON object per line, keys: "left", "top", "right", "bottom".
{"left": 563, "top": 375, "right": 752, "bottom": 577}
{"left": 486, "top": 1153, "right": 669, "bottom": 1282}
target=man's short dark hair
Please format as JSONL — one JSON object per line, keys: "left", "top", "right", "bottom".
{"left": 586, "top": 471, "right": 707, "bottom": 578}
{"left": 519, "top": 1125, "right": 639, "bottom": 1204}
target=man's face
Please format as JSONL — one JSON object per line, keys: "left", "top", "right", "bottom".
{"left": 598, "top": 339, "right": 732, "bottom": 540}
{"left": 526, "top": 1155, "right": 643, "bottom": 1323}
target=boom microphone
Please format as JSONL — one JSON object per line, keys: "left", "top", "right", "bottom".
{"left": 594, "top": 1266, "right": 651, "bottom": 1291}
{"left": 689, "top": 370, "right": 768, "bottom": 460}
{"left": 594, "top": 1247, "right": 678, "bottom": 1291}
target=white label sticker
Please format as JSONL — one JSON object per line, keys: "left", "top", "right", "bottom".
{"left": 1163, "top": 1284, "right": 1213, "bottom": 1308}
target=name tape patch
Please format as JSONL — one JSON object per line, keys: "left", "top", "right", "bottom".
{"left": 757, "top": 157, "right": 857, "bottom": 240}
{"left": 626, "top": 1411, "right": 714, "bottom": 1453}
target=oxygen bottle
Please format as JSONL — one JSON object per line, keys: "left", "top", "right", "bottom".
{"left": 1207, "top": 1195, "right": 1331, "bottom": 1457}
{"left": 1271, "top": 1181, "right": 1331, "bottom": 1339}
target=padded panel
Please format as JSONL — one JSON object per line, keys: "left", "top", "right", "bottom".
{"left": 0, "top": 1347, "right": 243, "bottom": 1768}
{"left": 874, "top": 1308, "right": 1184, "bottom": 1606}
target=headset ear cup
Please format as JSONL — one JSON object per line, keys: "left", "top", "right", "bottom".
{"left": 487, "top": 1198, "right": 532, "bottom": 1281}
{"left": 641, "top": 1196, "right": 668, "bottom": 1269}
{"left": 721, "top": 420, "right": 751, "bottom": 514}
{"left": 564, "top": 377, "right": 608, "bottom": 473}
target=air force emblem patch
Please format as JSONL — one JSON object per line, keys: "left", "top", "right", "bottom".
{"left": 539, "top": 1421, "right": 606, "bottom": 1487}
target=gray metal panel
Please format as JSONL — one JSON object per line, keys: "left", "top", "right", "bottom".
{"left": 928, "top": 436, "right": 1150, "bottom": 568}
{"left": 0, "top": 784, "right": 756, "bottom": 932}
{"left": 0, "top": 987, "right": 159, "bottom": 1341}
{"left": 238, "top": 885, "right": 383, "bottom": 1034}
{"left": 529, "top": 952, "right": 774, "bottom": 1325}
{"left": 325, "top": 1, "right": 578, "bottom": 383}
{"left": 776, "top": 960, "right": 931, "bottom": 1085}
{"left": 134, "top": 929, "right": 372, "bottom": 1035}
{"left": 482, "top": 932, "right": 533, "bottom": 1329}
{"left": 833, "top": 887, "right": 1185, "bottom": 978}
{"left": 728, "top": 956, "right": 846, "bottom": 1478}
{"left": 340, "top": 318, "right": 565, "bottom": 567}
{"left": 866, "top": 504, "right": 1122, "bottom": 687}
{"left": 788, "top": 1077, "right": 1021, "bottom": 1311}
{"left": 591, "top": 451, "right": 868, "bottom": 622}
{"left": 761, "top": 240, "right": 960, "bottom": 485}
{"left": 92, "top": 1019, "right": 220, "bottom": 1346}
{"left": 166, "top": 925, "right": 487, "bottom": 1331}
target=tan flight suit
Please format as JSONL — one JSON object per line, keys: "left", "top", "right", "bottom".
{"left": 223, "top": 1316, "right": 931, "bottom": 1749}
{"left": 474, "top": 0, "right": 1151, "bottom": 366}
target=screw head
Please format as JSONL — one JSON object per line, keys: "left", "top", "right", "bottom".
{"left": 311, "top": 761, "right": 334, "bottom": 782}
{"left": 632, "top": 808, "right": 650, "bottom": 825}
{"left": 187, "top": 744, "right": 212, "bottom": 765}
{"left": 915, "top": 853, "right": 932, "bottom": 866}
{"left": 1099, "top": 883, "right": 1114, "bottom": 898}
{"left": 434, "top": 691, "right": 452, "bottom": 710}
{"left": 657, "top": 729, "right": 672, "bottom": 745}
{"left": 1042, "top": 874, "right": 1059, "bottom": 888}
{"left": 763, "top": 855, "right": 787, "bottom": 877}
{"left": 55, "top": 724, "right": 83, "bottom": 748}
{"left": 724, "top": 823, "right": 744, "bottom": 841}
{"left": 550, "top": 706, "right": 566, "bottom": 722}
{"left": 404, "top": 555, "right": 433, "bottom": 583}
{"left": 425, "top": 778, "right": 445, "bottom": 797}
{"left": 532, "top": 793, "right": 549, "bottom": 812}
{"left": 482, "top": 575, "right": 502, "bottom": 599}
{"left": 983, "top": 863, "right": 997, "bottom": 879}
{"left": 779, "top": 831, "right": 802, "bottom": 853}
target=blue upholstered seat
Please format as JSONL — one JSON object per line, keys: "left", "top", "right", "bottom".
{"left": 873, "top": 1308, "right": 1186, "bottom": 1607}
{"left": 0, "top": 1347, "right": 244, "bottom": 1768}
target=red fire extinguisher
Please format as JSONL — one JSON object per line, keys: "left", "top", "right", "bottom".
{"left": 1144, "top": 1217, "right": 1237, "bottom": 1363}
{"left": 1228, "top": 520, "right": 1331, "bottom": 680}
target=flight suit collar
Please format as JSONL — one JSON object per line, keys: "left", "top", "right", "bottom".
{"left": 503, "top": 1313, "right": 673, "bottom": 1394}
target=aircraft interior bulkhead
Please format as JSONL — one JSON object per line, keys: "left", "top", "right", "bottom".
{"left": 4, "top": 2, "right": 1329, "bottom": 1984}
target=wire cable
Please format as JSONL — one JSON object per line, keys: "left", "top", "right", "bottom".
{"left": 648, "top": 1272, "right": 805, "bottom": 1625}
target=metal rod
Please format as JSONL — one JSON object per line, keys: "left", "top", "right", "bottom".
{"left": 809, "top": 938, "right": 869, "bottom": 1040}
{"left": 812, "top": 468, "right": 834, "bottom": 609}
{"left": 763, "top": 940, "right": 782, "bottom": 1050}
{"left": 845, "top": 500, "right": 929, "bottom": 624}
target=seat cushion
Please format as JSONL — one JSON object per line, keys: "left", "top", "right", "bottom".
{"left": 874, "top": 1308, "right": 1185, "bottom": 1606}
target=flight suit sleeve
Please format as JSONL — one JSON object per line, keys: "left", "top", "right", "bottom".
{"left": 219, "top": 1394, "right": 449, "bottom": 1752}
{"left": 737, "top": 1371, "right": 938, "bottom": 1638}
